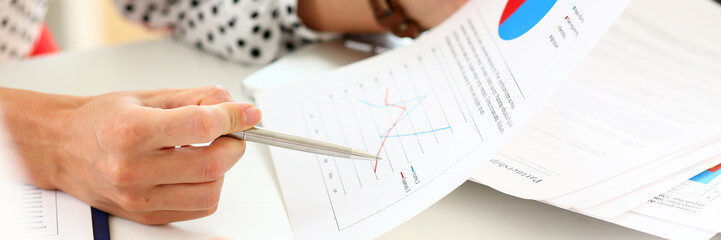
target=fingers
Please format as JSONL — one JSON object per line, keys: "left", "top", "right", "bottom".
{"left": 111, "top": 177, "right": 225, "bottom": 213}
{"left": 146, "top": 177, "right": 225, "bottom": 211}
{"left": 148, "top": 102, "right": 262, "bottom": 147}
{"left": 99, "top": 202, "right": 219, "bottom": 225}
{"left": 133, "top": 208, "right": 218, "bottom": 225}
{"left": 112, "top": 136, "right": 245, "bottom": 186}
{"left": 90, "top": 139, "right": 242, "bottom": 225}
{"left": 141, "top": 85, "right": 234, "bottom": 109}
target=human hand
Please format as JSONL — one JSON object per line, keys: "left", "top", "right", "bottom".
{"left": 398, "top": 0, "right": 469, "bottom": 29}
{"left": 8, "top": 86, "right": 261, "bottom": 224}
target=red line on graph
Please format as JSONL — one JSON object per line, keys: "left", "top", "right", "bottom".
{"left": 374, "top": 88, "right": 407, "bottom": 173}
{"left": 401, "top": 172, "right": 405, "bottom": 178}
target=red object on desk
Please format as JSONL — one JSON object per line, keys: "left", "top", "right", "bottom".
{"left": 29, "top": 23, "right": 60, "bottom": 57}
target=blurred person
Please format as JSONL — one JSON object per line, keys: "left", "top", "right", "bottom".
{"left": 0, "top": 0, "right": 466, "bottom": 224}
{"left": 113, "top": 0, "right": 468, "bottom": 64}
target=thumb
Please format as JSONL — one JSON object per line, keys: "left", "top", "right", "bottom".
{"left": 146, "top": 102, "right": 262, "bottom": 147}
{"left": 220, "top": 102, "right": 262, "bottom": 133}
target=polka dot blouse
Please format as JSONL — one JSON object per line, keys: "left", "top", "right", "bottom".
{"left": 0, "top": 0, "right": 332, "bottom": 64}
{"left": 0, "top": 0, "right": 47, "bottom": 63}
{"left": 114, "top": 0, "right": 333, "bottom": 65}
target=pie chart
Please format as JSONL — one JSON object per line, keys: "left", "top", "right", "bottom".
{"left": 499, "top": 0, "right": 557, "bottom": 40}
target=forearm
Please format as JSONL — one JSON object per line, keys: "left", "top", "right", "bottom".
{"left": 0, "top": 88, "right": 85, "bottom": 189}
{"left": 298, "top": 0, "right": 468, "bottom": 33}
{"left": 297, "top": 0, "right": 385, "bottom": 33}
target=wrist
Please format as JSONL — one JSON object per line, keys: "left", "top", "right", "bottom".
{"left": 0, "top": 88, "right": 87, "bottom": 189}
{"left": 395, "top": 0, "right": 469, "bottom": 29}
{"left": 369, "top": 0, "right": 424, "bottom": 38}
{"left": 395, "top": 0, "right": 423, "bottom": 26}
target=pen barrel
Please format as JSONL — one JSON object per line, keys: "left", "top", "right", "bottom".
{"left": 230, "top": 127, "right": 354, "bottom": 159}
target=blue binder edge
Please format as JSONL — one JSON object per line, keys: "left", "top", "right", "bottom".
{"left": 91, "top": 207, "right": 111, "bottom": 240}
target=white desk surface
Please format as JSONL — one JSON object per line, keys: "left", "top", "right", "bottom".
{"left": 1, "top": 39, "right": 716, "bottom": 240}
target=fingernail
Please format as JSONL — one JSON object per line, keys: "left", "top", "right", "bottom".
{"left": 243, "top": 107, "right": 262, "bottom": 126}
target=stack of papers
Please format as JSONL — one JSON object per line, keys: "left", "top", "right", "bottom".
{"left": 473, "top": 0, "right": 721, "bottom": 238}
{"left": 253, "top": 0, "right": 721, "bottom": 239}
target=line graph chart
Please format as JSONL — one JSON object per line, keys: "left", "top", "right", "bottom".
{"left": 358, "top": 94, "right": 453, "bottom": 139}
{"left": 271, "top": 18, "right": 526, "bottom": 229}
{"left": 256, "top": 9, "right": 528, "bottom": 232}
{"left": 358, "top": 88, "right": 453, "bottom": 172}
{"left": 293, "top": 38, "right": 515, "bottom": 228}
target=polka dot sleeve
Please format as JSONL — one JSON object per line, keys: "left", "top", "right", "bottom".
{"left": 0, "top": 0, "right": 47, "bottom": 63}
{"left": 114, "top": 0, "right": 337, "bottom": 65}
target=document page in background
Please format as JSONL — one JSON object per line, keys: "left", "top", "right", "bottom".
{"left": 16, "top": 184, "right": 94, "bottom": 240}
{"left": 472, "top": 0, "right": 721, "bottom": 201}
{"left": 571, "top": 149, "right": 721, "bottom": 218}
{"left": 635, "top": 163, "right": 721, "bottom": 232}
{"left": 255, "top": 0, "right": 629, "bottom": 239}
{"left": 605, "top": 211, "right": 715, "bottom": 240}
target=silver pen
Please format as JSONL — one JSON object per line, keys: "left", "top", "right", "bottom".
{"left": 227, "top": 127, "right": 381, "bottom": 161}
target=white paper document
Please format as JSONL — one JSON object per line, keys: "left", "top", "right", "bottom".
{"left": 635, "top": 162, "right": 721, "bottom": 232}
{"left": 576, "top": 152, "right": 721, "bottom": 218}
{"left": 15, "top": 184, "right": 94, "bottom": 240}
{"left": 471, "top": 0, "right": 721, "bottom": 237}
{"left": 472, "top": 0, "right": 721, "bottom": 207}
{"left": 255, "top": 0, "right": 629, "bottom": 238}
{"left": 607, "top": 211, "right": 716, "bottom": 240}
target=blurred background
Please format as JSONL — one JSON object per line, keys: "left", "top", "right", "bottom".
{"left": 44, "top": 0, "right": 162, "bottom": 51}
{"left": 40, "top": 0, "right": 721, "bottom": 52}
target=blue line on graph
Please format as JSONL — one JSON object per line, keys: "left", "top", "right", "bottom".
{"left": 358, "top": 95, "right": 451, "bottom": 138}
{"left": 383, "top": 127, "right": 451, "bottom": 138}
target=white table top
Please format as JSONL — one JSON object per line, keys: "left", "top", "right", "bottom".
{"left": 1, "top": 38, "right": 714, "bottom": 240}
